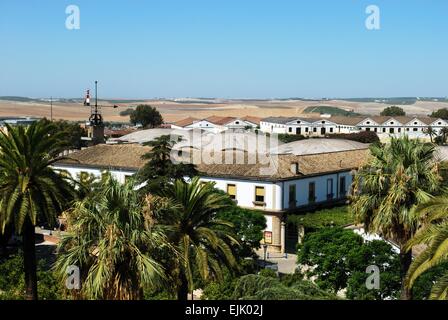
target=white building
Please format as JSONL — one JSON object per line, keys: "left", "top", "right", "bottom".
{"left": 171, "top": 116, "right": 261, "bottom": 133}
{"left": 52, "top": 139, "right": 369, "bottom": 254}
{"left": 259, "top": 115, "right": 448, "bottom": 137}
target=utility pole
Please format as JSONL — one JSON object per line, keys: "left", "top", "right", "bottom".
{"left": 50, "top": 96, "right": 53, "bottom": 121}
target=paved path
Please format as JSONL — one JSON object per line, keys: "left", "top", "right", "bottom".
{"left": 255, "top": 249, "right": 298, "bottom": 274}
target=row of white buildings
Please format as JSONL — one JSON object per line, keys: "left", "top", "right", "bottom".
{"left": 170, "top": 114, "right": 448, "bottom": 137}
{"left": 259, "top": 115, "right": 448, "bottom": 136}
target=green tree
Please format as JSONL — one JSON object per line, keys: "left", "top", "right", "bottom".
{"left": 151, "top": 177, "right": 240, "bottom": 300}
{"left": 440, "top": 127, "right": 448, "bottom": 144}
{"left": 380, "top": 106, "right": 406, "bottom": 117}
{"left": 216, "top": 205, "right": 266, "bottom": 258}
{"left": 405, "top": 196, "right": 448, "bottom": 299}
{"left": 41, "top": 118, "right": 87, "bottom": 150}
{"left": 0, "top": 121, "right": 74, "bottom": 300}
{"left": 130, "top": 105, "right": 163, "bottom": 128}
{"left": 137, "top": 135, "right": 197, "bottom": 190}
{"left": 297, "top": 227, "right": 400, "bottom": 298}
{"left": 54, "top": 175, "right": 167, "bottom": 300}
{"left": 350, "top": 136, "right": 442, "bottom": 299}
{"left": 430, "top": 108, "right": 448, "bottom": 120}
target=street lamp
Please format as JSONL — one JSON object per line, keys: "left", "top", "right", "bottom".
{"left": 262, "top": 244, "right": 268, "bottom": 267}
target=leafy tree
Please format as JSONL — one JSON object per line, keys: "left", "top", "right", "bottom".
{"left": 329, "top": 131, "right": 380, "bottom": 144}
{"left": 405, "top": 196, "right": 448, "bottom": 299}
{"left": 150, "top": 177, "right": 240, "bottom": 300}
{"left": 350, "top": 136, "right": 442, "bottom": 299}
{"left": 0, "top": 121, "right": 75, "bottom": 300}
{"left": 129, "top": 105, "right": 163, "bottom": 128}
{"left": 380, "top": 106, "right": 406, "bottom": 117}
{"left": 440, "top": 127, "right": 448, "bottom": 144}
{"left": 137, "top": 135, "right": 197, "bottom": 191}
{"left": 277, "top": 134, "right": 308, "bottom": 143}
{"left": 216, "top": 205, "right": 266, "bottom": 258}
{"left": 54, "top": 175, "right": 167, "bottom": 300}
{"left": 297, "top": 228, "right": 401, "bottom": 299}
{"left": 231, "top": 274, "right": 336, "bottom": 300}
{"left": 41, "top": 118, "right": 87, "bottom": 150}
{"left": 119, "top": 107, "right": 135, "bottom": 117}
{"left": 0, "top": 251, "right": 62, "bottom": 300}
{"left": 430, "top": 108, "right": 448, "bottom": 120}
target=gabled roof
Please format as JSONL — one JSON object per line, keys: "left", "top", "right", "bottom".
{"left": 173, "top": 117, "right": 198, "bottom": 127}
{"left": 204, "top": 116, "right": 237, "bottom": 126}
{"left": 241, "top": 116, "right": 262, "bottom": 125}
{"left": 329, "top": 116, "right": 365, "bottom": 126}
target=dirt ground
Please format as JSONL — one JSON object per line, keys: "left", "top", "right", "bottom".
{"left": 1, "top": 98, "right": 448, "bottom": 124}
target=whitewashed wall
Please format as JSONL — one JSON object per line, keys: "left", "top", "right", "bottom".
{"left": 199, "top": 176, "right": 282, "bottom": 211}
{"left": 52, "top": 165, "right": 135, "bottom": 184}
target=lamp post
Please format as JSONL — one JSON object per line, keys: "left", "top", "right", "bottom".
{"left": 262, "top": 244, "right": 268, "bottom": 268}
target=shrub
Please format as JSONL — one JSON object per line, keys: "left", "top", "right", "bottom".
{"left": 328, "top": 131, "right": 380, "bottom": 144}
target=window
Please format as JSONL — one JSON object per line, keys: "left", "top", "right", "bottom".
{"left": 406, "top": 128, "right": 409, "bottom": 131}
{"left": 227, "top": 184, "right": 236, "bottom": 200}
{"left": 330, "top": 127, "right": 333, "bottom": 133}
{"left": 297, "top": 121, "right": 301, "bottom": 124}
{"left": 382, "top": 128, "right": 386, "bottom": 133}
{"left": 366, "top": 121, "right": 370, "bottom": 124}
{"left": 308, "top": 182, "right": 316, "bottom": 203}
{"left": 390, "top": 121, "right": 394, "bottom": 125}
{"left": 255, "top": 186, "right": 265, "bottom": 203}
{"left": 366, "top": 128, "right": 370, "bottom": 131}
{"left": 235, "top": 121, "right": 240, "bottom": 124}
{"left": 327, "top": 179, "right": 334, "bottom": 199}
{"left": 398, "top": 128, "right": 401, "bottom": 133}
{"left": 289, "top": 184, "right": 296, "bottom": 207}
{"left": 313, "top": 127, "right": 317, "bottom": 133}
{"left": 321, "top": 121, "right": 325, "bottom": 124}
{"left": 339, "top": 176, "right": 347, "bottom": 197}
{"left": 305, "top": 127, "right": 309, "bottom": 133}
{"left": 413, "top": 128, "right": 418, "bottom": 132}
{"left": 374, "top": 128, "right": 377, "bottom": 132}
{"left": 288, "top": 127, "right": 292, "bottom": 133}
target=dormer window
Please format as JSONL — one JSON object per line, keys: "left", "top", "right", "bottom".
{"left": 290, "top": 162, "right": 299, "bottom": 174}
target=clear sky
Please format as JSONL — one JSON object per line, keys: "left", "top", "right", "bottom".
{"left": 0, "top": 0, "right": 447, "bottom": 99}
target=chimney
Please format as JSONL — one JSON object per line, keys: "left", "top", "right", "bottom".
{"left": 291, "top": 162, "right": 299, "bottom": 174}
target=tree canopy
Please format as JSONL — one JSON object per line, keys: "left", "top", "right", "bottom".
{"left": 380, "top": 106, "right": 406, "bottom": 117}
{"left": 129, "top": 105, "right": 163, "bottom": 128}
{"left": 430, "top": 108, "right": 448, "bottom": 120}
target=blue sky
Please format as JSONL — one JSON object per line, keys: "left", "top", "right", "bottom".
{"left": 0, "top": 0, "right": 447, "bottom": 99}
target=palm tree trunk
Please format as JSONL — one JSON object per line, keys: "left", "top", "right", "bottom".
{"left": 23, "top": 218, "right": 38, "bottom": 300}
{"left": 177, "top": 272, "right": 189, "bottom": 301}
{"left": 399, "top": 248, "right": 413, "bottom": 300}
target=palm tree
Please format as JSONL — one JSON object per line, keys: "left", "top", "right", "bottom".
{"left": 54, "top": 175, "right": 168, "bottom": 300}
{"left": 0, "top": 121, "right": 74, "bottom": 300}
{"left": 151, "top": 177, "right": 240, "bottom": 300}
{"left": 405, "top": 196, "right": 448, "bottom": 299}
{"left": 440, "top": 127, "right": 448, "bottom": 145}
{"left": 424, "top": 126, "right": 436, "bottom": 143}
{"left": 350, "top": 136, "right": 442, "bottom": 300}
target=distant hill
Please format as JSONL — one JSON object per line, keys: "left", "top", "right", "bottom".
{"left": 342, "top": 97, "right": 448, "bottom": 105}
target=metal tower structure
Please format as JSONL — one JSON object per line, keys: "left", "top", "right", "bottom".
{"left": 84, "top": 81, "right": 105, "bottom": 144}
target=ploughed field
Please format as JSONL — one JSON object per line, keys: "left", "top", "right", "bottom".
{"left": 1, "top": 98, "right": 447, "bottom": 124}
